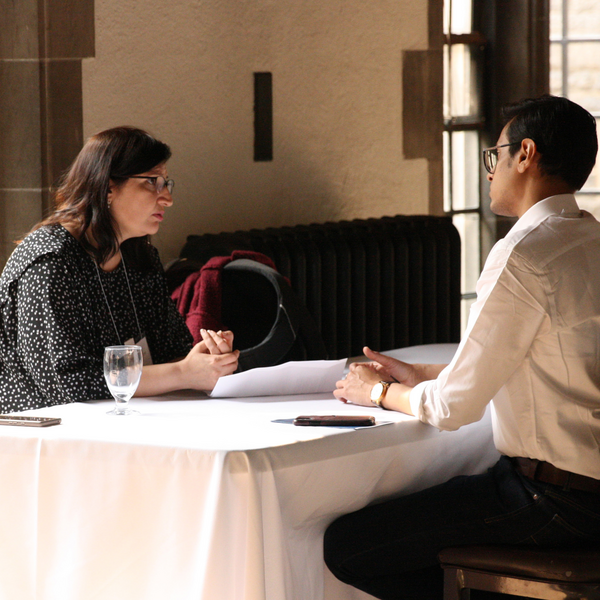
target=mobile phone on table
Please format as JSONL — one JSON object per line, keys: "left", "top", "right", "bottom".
{"left": 0, "top": 415, "right": 61, "bottom": 427}
{"left": 293, "top": 415, "right": 376, "bottom": 427}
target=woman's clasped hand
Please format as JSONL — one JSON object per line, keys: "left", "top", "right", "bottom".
{"left": 178, "top": 329, "right": 239, "bottom": 391}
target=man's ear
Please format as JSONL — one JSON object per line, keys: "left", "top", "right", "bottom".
{"left": 517, "top": 138, "right": 538, "bottom": 173}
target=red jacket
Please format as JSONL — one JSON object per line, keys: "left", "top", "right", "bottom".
{"left": 171, "top": 251, "right": 276, "bottom": 344}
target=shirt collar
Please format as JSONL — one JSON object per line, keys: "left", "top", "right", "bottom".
{"left": 509, "top": 194, "right": 581, "bottom": 236}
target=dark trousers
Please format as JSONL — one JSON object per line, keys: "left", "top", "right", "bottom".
{"left": 323, "top": 456, "right": 600, "bottom": 600}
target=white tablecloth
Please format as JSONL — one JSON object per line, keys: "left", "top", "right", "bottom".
{"left": 0, "top": 344, "right": 499, "bottom": 600}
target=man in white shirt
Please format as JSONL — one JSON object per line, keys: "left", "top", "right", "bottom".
{"left": 325, "top": 95, "right": 600, "bottom": 600}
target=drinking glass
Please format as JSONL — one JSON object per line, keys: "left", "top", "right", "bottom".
{"left": 104, "top": 345, "right": 143, "bottom": 415}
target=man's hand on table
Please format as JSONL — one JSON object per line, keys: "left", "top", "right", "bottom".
{"left": 333, "top": 347, "right": 448, "bottom": 415}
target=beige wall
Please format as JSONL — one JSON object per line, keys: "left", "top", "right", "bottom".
{"left": 82, "top": 0, "right": 437, "bottom": 264}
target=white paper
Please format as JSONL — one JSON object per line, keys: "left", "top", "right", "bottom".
{"left": 209, "top": 359, "right": 347, "bottom": 398}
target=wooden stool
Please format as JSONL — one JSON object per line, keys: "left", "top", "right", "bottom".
{"left": 439, "top": 545, "right": 600, "bottom": 599}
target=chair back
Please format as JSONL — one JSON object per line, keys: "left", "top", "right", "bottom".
{"left": 222, "top": 259, "right": 328, "bottom": 371}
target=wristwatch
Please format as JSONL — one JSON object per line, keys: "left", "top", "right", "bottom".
{"left": 370, "top": 381, "right": 391, "bottom": 409}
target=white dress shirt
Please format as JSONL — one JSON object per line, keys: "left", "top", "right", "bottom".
{"left": 410, "top": 195, "right": 600, "bottom": 478}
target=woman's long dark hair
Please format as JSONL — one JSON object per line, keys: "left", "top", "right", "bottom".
{"left": 32, "top": 126, "right": 172, "bottom": 267}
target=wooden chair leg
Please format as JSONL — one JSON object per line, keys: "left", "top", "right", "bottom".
{"left": 443, "top": 567, "right": 470, "bottom": 600}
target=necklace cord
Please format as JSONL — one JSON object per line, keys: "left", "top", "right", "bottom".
{"left": 94, "top": 254, "right": 143, "bottom": 345}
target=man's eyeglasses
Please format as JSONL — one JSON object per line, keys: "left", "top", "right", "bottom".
{"left": 129, "top": 175, "right": 175, "bottom": 195}
{"left": 482, "top": 142, "right": 521, "bottom": 174}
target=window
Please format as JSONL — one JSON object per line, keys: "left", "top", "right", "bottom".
{"left": 445, "top": 0, "right": 552, "bottom": 331}
{"left": 443, "top": 0, "right": 486, "bottom": 331}
{"left": 550, "top": 0, "right": 600, "bottom": 218}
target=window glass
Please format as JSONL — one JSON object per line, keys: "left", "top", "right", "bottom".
{"left": 551, "top": 0, "right": 600, "bottom": 219}
{"left": 550, "top": 0, "right": 563, "bottom": 38}
{"left": 576, "top": 194, "right": 600, "bottom": 221}
{"left": 444, "top": 44, "right": 483, "bottom": 118}
{"left": 453, "top": 212, "right": 480, "bottom": 295}
{"left": 444, "top": 0, "right": 484, "bottom": 334}
{"left": 461, "top": 297, "right": 476, "bottom": 334}
{"left": 568, "top": 0, "right": 600, "bottom": 37}
{"left": 444, "top": 0, "right": 472, "bottom": 34}
{"left": 581, "top": 118, "right": 600, "bottom": 192}
{"left": 567, "top": 42, "right": 600, "bottom": 111}
{"left": 443, "top": 45, "right": 451, "bottom": 120}
{"left": 449, "top": 131, "right": 480, "bottom": 211}
{"left": 443, "top": 131, "right": 451, "bottom": 212}
{"left": 582, "top": 163, "right": 600, "bottom": 192}
{"left": 549, "top": 43, "right": 563, "bottom": 95}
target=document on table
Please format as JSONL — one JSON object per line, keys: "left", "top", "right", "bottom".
{"left": 210, "top": 359, "right": 347, "bottom": 398}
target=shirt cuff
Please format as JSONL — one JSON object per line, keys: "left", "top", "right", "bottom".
{"left": 409, "top": 380, "right": 430, "bottom": 419}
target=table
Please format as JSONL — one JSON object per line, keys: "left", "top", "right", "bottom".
{"left": 0, "top": 344, "right": 499, "bottom": 600}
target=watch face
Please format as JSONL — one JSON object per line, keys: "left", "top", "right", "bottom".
{"left": 370, "top": 382, "right": 384, "bottom": 401}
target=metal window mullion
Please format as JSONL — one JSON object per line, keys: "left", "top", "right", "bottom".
{"left": 551, "top": 35, "right": 600, "bottom": 42}
{"left": 448, "top": 131, "right": 454, "bottom": 212}
{"left": 445, "top": 12, "right": 454, "bottom": 212}
{"left": 562, "top": 0, "right": 569, "bottom": 96}
{"left": 448, "top": 207, "right": 480, "bottom": 216}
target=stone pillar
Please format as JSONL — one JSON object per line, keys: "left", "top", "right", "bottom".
{"left": 402, "top": 0, "right": 444, "bottom": 216}
{"left": 0, "top": 0, "right": 94, "bottom": 266}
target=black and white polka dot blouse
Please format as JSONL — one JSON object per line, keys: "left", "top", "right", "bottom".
{"left": 0, "top": 225, "right": 193, "bottom": 412}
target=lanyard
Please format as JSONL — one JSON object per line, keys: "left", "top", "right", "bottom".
{"left": 94, "top": 255, "right": 143, "bottom": 345}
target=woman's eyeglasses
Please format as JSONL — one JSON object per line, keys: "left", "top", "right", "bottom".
{"left": 129, "top": 175, "right": 175, "bottom": 194}
{"left": 482, "top": 142, "right": 521, "bottom": 174}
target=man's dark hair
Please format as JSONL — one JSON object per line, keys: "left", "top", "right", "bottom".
{"left": 502, "top": 95, "right": 598, "bottom": 191}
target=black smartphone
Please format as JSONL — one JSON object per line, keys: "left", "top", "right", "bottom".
{"left": 0, "top": 415, "right": 61, "bottom": 427}
{"left": 293, "top": 415, "right": 376, "bottom": 427}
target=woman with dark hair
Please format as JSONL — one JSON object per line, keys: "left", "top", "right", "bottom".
{"left": 0, "top": 126, "right": 238, "bottom": 412}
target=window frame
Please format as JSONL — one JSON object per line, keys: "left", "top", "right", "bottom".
{"left": 550, "top": 0, "right": 600, "bottom": 200}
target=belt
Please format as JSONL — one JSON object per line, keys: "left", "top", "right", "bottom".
{"left": 512, "top": 457, "right": 600, "bottom": 494}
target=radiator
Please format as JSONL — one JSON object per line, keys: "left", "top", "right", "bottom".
{"left": 170, "top": 215, "right": 461, "bottom": 360}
